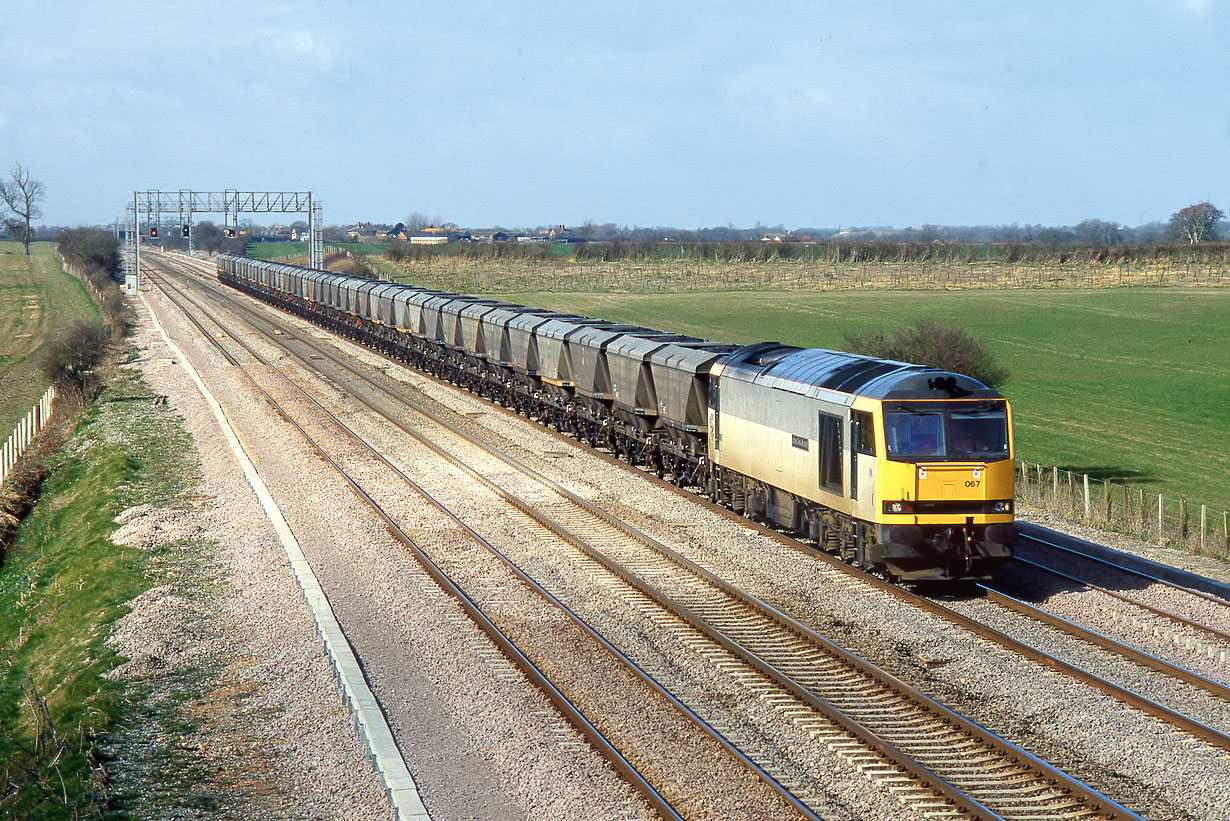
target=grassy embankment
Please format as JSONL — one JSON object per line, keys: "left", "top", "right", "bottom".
{"left": 0, "top": 241, "right": 99, "bottom": 436}
{"left": 0, "top": 330, "right": 208, "bottom": 816}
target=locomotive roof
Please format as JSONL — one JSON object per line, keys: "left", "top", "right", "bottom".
{"left": 719, "top": 343, "right": 1001, "bottom": 401}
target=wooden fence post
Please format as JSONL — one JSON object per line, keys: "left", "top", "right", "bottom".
{"left": 1158, "top": 495, "right": 1165, "bottom": 545}
{"left": 1180, "top": 499, "right": 1189, "bottom": 543}
{"left": 1201, "top": 505, "right": 1207, "bottom": 555}
{"left": 1083, "top": 474, "right": 1090, "bottom": 519}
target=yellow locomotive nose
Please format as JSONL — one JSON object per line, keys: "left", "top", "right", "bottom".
{"left": 916, "top": 462, "right": 997, "bottom": 504}
{"left": 879, "top": 459, "right": 1015, "bottom": 522}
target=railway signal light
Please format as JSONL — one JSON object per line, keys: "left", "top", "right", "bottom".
{"left": 225, "top": 227, "right": 236, "bottom": 238}
{"left": 150, "top": 226, "right": 158, "bottom": 238}
{"left": 182, "top": 224, "right": 190, "bottom": 238}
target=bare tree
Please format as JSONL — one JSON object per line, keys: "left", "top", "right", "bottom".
{"left": 1073, "top": 218, "right": 1124, "bottom": 247}
{"left": 42, "top": 319, "right": 109, "bottom": 405}
{"left": 0, "top": 162, "right": 45, "bottom": 255}
{"left": 404, "top": 211, "right": 442, "bottom": 231}
{"left": 1168, "top": 201, "right": 1225, "bottom": 245}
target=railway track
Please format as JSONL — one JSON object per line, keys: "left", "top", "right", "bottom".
{"left": 976, "top": 534, "right": 1230, "bottom": 711}
{"left": 1014, "top": 532, "right": 1230, "bottom": 653}
{"left": 143, "top": 257, "right": 814, "bottom": 819}
{"left": 976, "top": 579, "right": 1230, "bottom": 701}
{"left": 144, "top": 252, "right": 1161, "bottom": 820}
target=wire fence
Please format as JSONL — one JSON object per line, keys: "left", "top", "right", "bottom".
{"left": 1016, "top": 460, "right": 1229, "bottom": 559}
{"left": 0, "top": 385, "right": 57, "bottom": 488}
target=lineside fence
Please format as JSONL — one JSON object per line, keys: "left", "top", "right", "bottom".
{"left": 1016, "top": 460, "right": 1229, "bottom": 558}
{"left": 59, "top": 254, "right": 108, "bottom": 302}
{"left": 0, "top": 386, "right": 57, "bottom": 488}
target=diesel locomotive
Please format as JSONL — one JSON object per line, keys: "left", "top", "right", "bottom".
{"left": 217, "top": 254, "right": 1016, "bottom": 581}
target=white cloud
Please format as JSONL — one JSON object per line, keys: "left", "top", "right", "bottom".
{"left": 218, "top": 10, "right": 343, "bottom": 75}
{"left": 276, "top": 28, "right": 338, "bottom": 70}
{"left": 1157, "top": 0, "right": 1216, "bottom": 15}
{"left": 723, "top": 64, "right": 845, "bottom": 131}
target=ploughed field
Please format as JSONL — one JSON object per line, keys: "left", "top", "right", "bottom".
{"left": 474, "top": 287, "right": 1229, "bottom": 512}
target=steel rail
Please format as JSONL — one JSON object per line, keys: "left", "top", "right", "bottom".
{"left": 977, "top": 583, "right": 1230, "bottom": 703}
{"left": 143, "top": 264, "right": 689, "bottom": 821}
{"left": 1019, "top": 531, "right": 1230, "bottom": 606}
{"left": 1005, "top": 552, "right": 1230, "bottom": 644}
{"left": 172, "top": 255, "right": 1150, "bottom": 821}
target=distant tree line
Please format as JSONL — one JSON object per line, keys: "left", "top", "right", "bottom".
{"left": 380, "top": 235, "right": 1230, "bottom": 266}
{"left": 364, "top": 200, "right": 1229, "bottom": 265}
{"left": 57, "top": 227, "right": 122, "bottom": 278}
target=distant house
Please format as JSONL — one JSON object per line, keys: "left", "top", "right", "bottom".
{"left": 408, "top": 225, "right": 469, "bottom": 243}
{"left": 549, "top": 226, "right": 585, "bottom": 243}
{"left": 346, "top": 221, "right": 381, "bottom": 240}
{"left": 471, "top": 231, "right": 513, "bottom": 243}
{"left": 385, "top": 222, "right": 408, "bottom": 241}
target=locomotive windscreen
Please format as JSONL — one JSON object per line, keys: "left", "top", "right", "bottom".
{"left": 883, "top": 401, "right": 1009, "bottom": 463}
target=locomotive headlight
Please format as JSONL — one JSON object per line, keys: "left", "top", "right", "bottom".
{"left": 890, "top": 502, "right": 905, "bottom": 513}
{"left": 992, "top": 501, "right": 1012, "bottom": 513}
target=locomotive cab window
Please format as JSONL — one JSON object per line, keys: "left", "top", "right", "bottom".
{"left": 884, "top": 401, "right": 1009, "bottom": 463}
{"left": 852, "top": 410, "right": 875, "bottom": 455}
{"left": 818, "top": 412, "right": 843, "bottom": 493}
{"left": 949, "top": 408, "right": 1009, "bottom": 459}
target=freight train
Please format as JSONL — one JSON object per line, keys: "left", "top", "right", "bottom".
{"left": 217, "top": 254, "right": 1016, "bottom": 581}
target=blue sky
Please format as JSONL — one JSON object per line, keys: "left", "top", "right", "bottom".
{"left": 2, "top": 1, "right": 1227, "bottom": 229}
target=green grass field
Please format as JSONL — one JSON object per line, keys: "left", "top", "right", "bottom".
{"left": 486, "top": 287, "right": 1230, "bottom": 511}
{"left": 245, "top": 241, "right": 307, "bottom": 260}
{"left": 0, "top": 242, "right": 98, "bottom": 440}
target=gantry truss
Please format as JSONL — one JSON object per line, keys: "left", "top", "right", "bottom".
{"left": 124, "top": 189, "right": 323, "bottom": 290}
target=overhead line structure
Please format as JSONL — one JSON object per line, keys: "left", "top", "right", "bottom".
{"left": 124, "top": 190, "right": 323, "bottom": 291}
